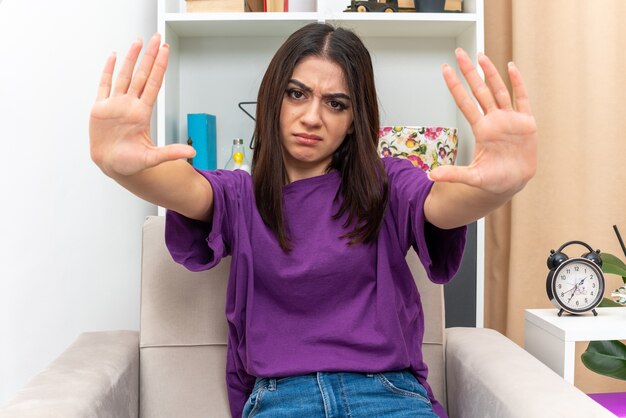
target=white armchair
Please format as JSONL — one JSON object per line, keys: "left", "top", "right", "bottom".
{"left": 0, "top": 216, "right": 612, "bottom": 417}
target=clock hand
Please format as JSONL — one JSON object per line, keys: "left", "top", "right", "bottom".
{"left": 563, "top": 286, "right": 577, "bottom": 294}
{"left": 567, "top": 283, "right": 579, "bottom": 303}
{"left": 566, "top": 277, "right": 589, "bottom": 303}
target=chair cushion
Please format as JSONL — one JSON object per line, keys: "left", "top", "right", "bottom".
{"left": 140, "top": 216, "right": 229, "bottom": 348}
{"left": 140, "top": 216, "right": 231, "bottom": 417}
{"left": 140, "top": 345, "right": 230, "bottom": 418}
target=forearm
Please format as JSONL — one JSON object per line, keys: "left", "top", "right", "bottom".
{"left": 424, "top": 181, "right": 514, "bottom": 229}
{"left": 110, "top": 160, "right": 213, "bottom": 222}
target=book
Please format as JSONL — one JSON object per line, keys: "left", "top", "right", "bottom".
{"left": 186, "top": 0, "right": 245, "bottom": 13}
{"left": 187, "top": 113, "right": 217, "bottom": 171}
{"left": 245, "top": 0, "right": 264, "bottom": 11}
{"left": 265, "top": 0, "right": 288, "bottom": 12}
{"left": 444, "top": 0, "right": 462, "bottom": 12}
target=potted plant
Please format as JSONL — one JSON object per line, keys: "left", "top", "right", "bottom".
{"left": 581, "top": 226, "right": 626, "bottom": 381}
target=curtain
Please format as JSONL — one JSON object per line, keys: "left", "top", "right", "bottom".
{"left": 484, "top": 0, "right": 626, "bottom": 394}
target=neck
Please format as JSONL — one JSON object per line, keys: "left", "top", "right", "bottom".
{"left": 283, "top": 154, "right": 332, "bottom": 183}
{"left": 285, "top": 166, "right": 331, "bottom": 183}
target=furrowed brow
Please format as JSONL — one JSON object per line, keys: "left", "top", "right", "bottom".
{"left": 323, "top": 92, "right": 351, "bottom": 102}
{"left": 288, "top": 79, "right": 313, "bottom": 92}
{"left": 288, "top": 79, "right": 351, "bottom": 101}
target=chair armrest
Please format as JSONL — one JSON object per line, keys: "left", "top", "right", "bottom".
{"left": 445, "top": 327, "right": 613, "bottom": 418}
{"left": 0, "top": 330, "right": 139, "bottom": 418}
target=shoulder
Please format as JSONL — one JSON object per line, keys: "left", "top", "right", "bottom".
{"left": 201, "top": 168, "right": 251, "bottom": 183}
{"left": 199, "top": 169, "right": 252, "bottom": 193}
{"left": 382, "top": 156, "right": 429, "bottom": 184}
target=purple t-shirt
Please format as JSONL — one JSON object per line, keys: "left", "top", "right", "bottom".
{"left": 165, "top": 157, "right": 466, "bottom": 418}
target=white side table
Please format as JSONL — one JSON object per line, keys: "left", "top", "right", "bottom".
{"left": 524, "top": 307, "right": 626, "bottom": 384}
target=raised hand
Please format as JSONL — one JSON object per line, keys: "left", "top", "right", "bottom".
{"left": 89, "top": 33, "right": 195, "bottom": 177}
{"left": 429, "top": 49, "right": 537, "bottom": 196}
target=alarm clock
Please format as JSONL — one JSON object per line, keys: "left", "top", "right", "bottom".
{"left": 546, "top": 240, "right": 605, "bottom": 317}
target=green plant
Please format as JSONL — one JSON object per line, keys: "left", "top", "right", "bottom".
{"left": 580, "top": 235, "right": 626, "bottom": 380}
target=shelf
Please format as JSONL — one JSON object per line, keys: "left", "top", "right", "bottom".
{"left": 164, "top": 12, "right": 477, "bottom": 38}
{"left": 164, "top": 12, "right": 320, "bottom": 37}
{"left": 158, "top": 0, "right": 486, "bottom": 326}
{"left": 327, "top": 15, "right": 477, "bottom": 38}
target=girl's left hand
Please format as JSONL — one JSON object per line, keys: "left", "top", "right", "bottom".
{"left": 429, "top": 49, "right": 537, "bottom": 196}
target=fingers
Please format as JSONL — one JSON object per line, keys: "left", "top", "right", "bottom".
{"left": 140, "top": 42, "right": 169, "bottom": 107}
{"left": 96, "top": 52, "right": 116, "bottom": 101}
{"left": 146, "top": 143, "right": 196, "bottom": 168}
{"left": 455, "top": 48, "right": 497, "bottom": 114}
{"left": 442, "top": 63, "right": 482, "bottom": 126}
{"left": 446, "top": 49, "right": 530, "bottom": 125}
{"left": 478, "top": 53, "right": 513, "bottom": 111}
{"left": 112, "top": 38, "right": 143, "bottom": 96}
{"left": 128, "top": 33, "right": 162, "bottom": 97}
{"left": 508, "top": 62, "right": 532, "bottom": 115}
{"left": 428, "top": 165, "right": 477, "bottom": 187}
{"left": 101, "top": 33, "right": 169, "bottom": 105}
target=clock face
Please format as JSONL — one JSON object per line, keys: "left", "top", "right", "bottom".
{"left": 552, "top": 258, "right": 604, "bottom": 313}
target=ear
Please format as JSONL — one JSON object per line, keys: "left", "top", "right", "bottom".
{"left": 347, "top": 123, "right": 354, "bottom": 135}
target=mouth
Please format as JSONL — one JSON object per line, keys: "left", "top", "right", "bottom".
{"left": 294, "top": 132, "right": 322, "bottom": 145}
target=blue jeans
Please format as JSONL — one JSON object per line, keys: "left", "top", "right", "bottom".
{"left": 242, "top": 369, "right": 438, "bottom": 417}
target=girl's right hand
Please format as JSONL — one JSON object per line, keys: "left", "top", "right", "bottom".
{"left": 89, "top": 33, "right": 195, "bottom": 177}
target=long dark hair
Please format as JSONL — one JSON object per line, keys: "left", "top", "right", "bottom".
{"left": 252, "top": 23, "right": 388, "bottom": 252}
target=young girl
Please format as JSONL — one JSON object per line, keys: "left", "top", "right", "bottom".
{"left": 90, "top": 23, "right": 536, "bottom": 418}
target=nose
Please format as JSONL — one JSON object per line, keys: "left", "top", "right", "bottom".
{"left": 300, "top": 99, "right": 322, "bottom": 128}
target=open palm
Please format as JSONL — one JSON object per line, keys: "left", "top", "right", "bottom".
{"left": 89, "top": 34, "right": 194, "bottom": 177}
{"left": 430, "top": 49, "right": 537, "bottom": 195}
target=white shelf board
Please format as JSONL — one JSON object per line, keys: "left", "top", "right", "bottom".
{"left": 164, "top": 12, "right": 477, "bottom": 38}
{"left": 164, "top": 13, "right": 320, "bottom": 37}
{"left": 328, "top": 17, "right": 476, "bottom": 38}
{"left": 525, "top": 307, "right": 626, "bottom": 342}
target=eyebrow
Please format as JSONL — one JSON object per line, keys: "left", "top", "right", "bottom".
{"left": 288, "top": 79, "right": 351, "bottom": 102}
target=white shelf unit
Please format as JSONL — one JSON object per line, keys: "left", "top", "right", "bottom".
{"left": 156, "top": 0, "right": 485, "bottom": 325}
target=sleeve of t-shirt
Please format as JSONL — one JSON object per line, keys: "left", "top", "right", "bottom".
{"left": 384, "top": 157, "right": 467, "bottom": 284}
{"left": 164, "top": 169, "right": 247, "bottom": 271}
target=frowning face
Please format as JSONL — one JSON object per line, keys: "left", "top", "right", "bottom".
{"left": 279, "top": 56, "right": 354, "bottom": 182}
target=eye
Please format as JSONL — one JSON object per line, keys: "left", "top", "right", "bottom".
{"left": 286, "top": 89, "right": 305, "bottom": 100}
{"left": 328, "top": 100, "right": 347, "bottom": 111}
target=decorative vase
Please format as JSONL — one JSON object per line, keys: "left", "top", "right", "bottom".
{"left": 378, "top": 126, "right": 458, "bottom": 173}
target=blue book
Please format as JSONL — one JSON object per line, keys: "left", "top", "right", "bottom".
{"left": 187, "top": 113, "right": 217, "bottom": 170}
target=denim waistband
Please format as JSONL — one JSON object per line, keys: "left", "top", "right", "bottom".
{"left": 254, "top": 371, "right": 384, "bottom": 392}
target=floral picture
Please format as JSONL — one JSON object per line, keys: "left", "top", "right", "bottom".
{"left": 378, "top": 126, "right": 458, "bottom": 173}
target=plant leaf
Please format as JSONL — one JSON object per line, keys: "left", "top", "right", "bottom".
{"left": 599, "top": 297, "right": 624, "bottom": 308}
{"left": 581, "top": 340, "right": 626, "bottom": 381}
{"left": 601, "top": 252, "right": 626, "bottom": 278}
